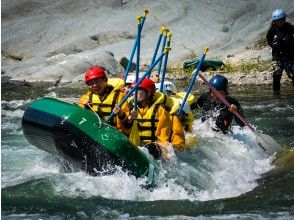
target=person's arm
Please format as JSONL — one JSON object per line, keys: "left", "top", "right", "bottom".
{"left": 227, "top": 97, "right": 245, "bottom": 127}
{"left": 170, "top": 115, "right": 186, "bottom": 151}
{"left": 115, "top": 92, "right": 132, "bottom": 134}
{"left": 79, "top": 92, "right": 91, "bottom": 108}
{"left": 155, "top": 106, "right": 172, "bottom": 144}
{"left": 155, "top": 106, "right": 172, "bottom": 159}
{"left": 266, "top": 25, "right": 275, "bottom": 48}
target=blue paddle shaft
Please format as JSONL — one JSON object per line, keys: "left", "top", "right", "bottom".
{"left": 159, "top": 34, "right": 171, "bottom": 92}
{"left": 107, "top": 50, "right": 168, "bottom": 123}
{"left": 177, "top": 48, "right": 209, "bottom": 115}
{"left": 124, "top": 16, "right": 147, "bottom": 82}
{"left": 157, "top": 34, "right": 167, "bottom": 75}
{"left": 134, "top": 21, "right": 142, "bottom": 111}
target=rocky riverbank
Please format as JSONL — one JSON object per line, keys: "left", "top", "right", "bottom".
{"left": 2, "top": 69, "right": 292, "bottom": 91}
{"left": 2, "top": 0, "right": 294, "bottom": 89}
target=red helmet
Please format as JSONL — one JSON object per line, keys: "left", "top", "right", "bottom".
{"left": 135, "top": 78, "right": 156, "bottom": 94}
{"left": 85, "top": 66, "right": 107, "bottom": 84}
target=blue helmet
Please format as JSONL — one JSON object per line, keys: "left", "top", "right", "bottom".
{"left": 272, "top": 9, "right": 286, "bottom": 21}
{"left": 209, "top": 75, "right": 228, "bottom": 91}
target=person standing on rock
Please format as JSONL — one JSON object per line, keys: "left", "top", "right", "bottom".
{"left": 266, "top": 9, "right": 294, "bottom": 94}
{"left": 195, "top": 75, "right": 245, "bottom": 134}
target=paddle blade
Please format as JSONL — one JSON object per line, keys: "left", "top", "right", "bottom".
{"left": 255, "top": 133, "right": 282, "bottom": 156}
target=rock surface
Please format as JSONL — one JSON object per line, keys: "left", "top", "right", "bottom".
{"left": 1, "top": 0, "right": 294, "bottom": 84}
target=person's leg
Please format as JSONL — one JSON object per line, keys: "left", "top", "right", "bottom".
{"left": 272, "top": 61, "right": 284, "bottom": 92}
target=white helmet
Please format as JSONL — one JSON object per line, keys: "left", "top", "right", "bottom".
{"left": 155, "top": 81, "right": 177, "bottom": 95}
{"left": 179, "top": 99, "right": 191, "bottom": 114}
{"left": 125, "top": 72, "right": 146, "bottom": 84}
{"left": 125, "top": 74, "right": 136, "bottom": 84}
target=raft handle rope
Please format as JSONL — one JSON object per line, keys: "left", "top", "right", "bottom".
{"left": 86, "top": 103, "right": 102, "bottom": 128}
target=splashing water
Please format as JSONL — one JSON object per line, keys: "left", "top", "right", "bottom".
{"left": 2, "top": 86, "right": 293, "bottom": 219}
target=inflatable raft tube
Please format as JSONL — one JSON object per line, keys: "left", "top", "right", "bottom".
{"left": 22, "top": 97, "right": 158, "bottom": 185}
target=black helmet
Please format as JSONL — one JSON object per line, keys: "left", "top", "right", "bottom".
{"left": 209, "top": 75, "right": 228, "bottom": 92}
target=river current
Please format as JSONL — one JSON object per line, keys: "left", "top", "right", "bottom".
{"left": 1, "top": 84, "right": 294, "bottom": 219}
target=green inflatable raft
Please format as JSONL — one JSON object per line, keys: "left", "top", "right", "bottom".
{"left": 22, "top": 97, "right": 158, "bottom": 185}
{"left": 183, "top": 60, "right": 224, "bottom": 71}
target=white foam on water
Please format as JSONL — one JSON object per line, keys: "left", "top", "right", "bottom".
{"left": 1, "top": 121, "right": 20, "bottom": 130}
{"left": 2, "top": 109, "right": 25, "bottom": 119}
{"left": 1, "top": 99, "right": 32, "bottom": 109}
{"left": 242, "top": 102, "right": 276, "bottom": 110}
{"left": 45, "top": 119, "right": 275, "bottom": 202}
{"left": 2, "top": 153, "right": 66, "bottom": 188}
{"left": 271, "top": 105, "right": 294, "bottom": 113}
{"left": 1, "top": 102, "right": 277, "bottom": 203}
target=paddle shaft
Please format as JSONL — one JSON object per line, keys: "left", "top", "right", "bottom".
{"left": 177, "top": 48, "right": 209, "bottom": 115}
{"left": 106, "top": 48, "right": 169, "bottom": 123}
{"left": 134, "top": 17, "right": 142, "bottom": 111}
{"left": 150, "top": 27, "right": 165, "bottom": 65}
{"left": 159, "top": 32, "right": 172, "bottom": 92}
{"left": 157, "top": 30, "right": 168, "bottom": 75}
{"left": 198, "top": 73, "right": 256, "bottom": 133}
{"left": 124, "top": 11, "right": 148, "bottom": 82}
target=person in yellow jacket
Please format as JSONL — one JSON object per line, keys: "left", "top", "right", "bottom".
{"left": 155, "top": 81, "right": 196, "bottom": 148}
{"left": 169, "top": 112, "right": 186, "bottom": 151}
{"left": 156, "top": 81, "right": 195, "bottom": 132}
{"left": 128, "top": 78, "right": 172, "bottom": 159}
{"left": 79, "top": 66, "right": 130, "bottom": 134}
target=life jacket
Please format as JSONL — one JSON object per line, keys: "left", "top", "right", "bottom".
{"left": 165, "top": 96, "right": 194, "bottom": 132}
{"left": 175, "top": 92, "right": 196, "bottom": 106}
{"left": 86, "top": 78, "right": 125, "bottom": 123}
{"left": 168, "top": 97, "right": 181, "bottom": 115}
{"left": 135, "top": 92, "right": 166, "bottom": 144}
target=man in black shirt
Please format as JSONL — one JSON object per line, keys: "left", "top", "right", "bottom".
{"left": 266, "top": 9, "right": 294, "bottom": 93}
{"left": 194, "top": 75, "right": 245, "bottom": 134}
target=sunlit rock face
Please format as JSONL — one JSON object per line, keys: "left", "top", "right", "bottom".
{"left": 2, "top": 0, "right": 294, "bottom": 82}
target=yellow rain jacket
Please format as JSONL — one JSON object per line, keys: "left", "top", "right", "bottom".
{"left": 170, "top": 114, "right": 186, "bottom": 151}
{"left": 175, "top": 92, "right": 196, "bottom": 106}
{"left": 79, "top": 78, "right": 130, "bottom": 133}
{"left": 170, "top": 94, "right": 195, "bottom": 132}
{"left": 129, "top": 92, "right": 171, "bottom": 148}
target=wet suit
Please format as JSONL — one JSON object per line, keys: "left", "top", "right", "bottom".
{"left": 266, "top": 21, "right": 294, "bottom": 91}
{"left": 195, "top": 92, "right": 245, "bottom": 134}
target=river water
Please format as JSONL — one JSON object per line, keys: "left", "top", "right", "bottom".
{"left": 1, "top": 84, "right": 294, "bottom": 219}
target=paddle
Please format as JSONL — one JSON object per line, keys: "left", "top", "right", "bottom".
{"left": 157, "top": 28, "right": 169, "bottom": 76}
{"left": 159, "top": 32, "right": 172, "bottom": 92}
{"left": 150, "top": 26, "right": 165, "bottom": 65}
{"left": 106, "top": 47, "right": 171, "bottom": 123}
{"left": 124, "top": 9, "right": 149, "bottom": 82}
{"left": 134, "top": 16, "right": 143, "bottom": 111}
{"left": 147, "top": 26, "right": 166, "bottom": 78}
{"left": 177, "top": 47, "right": 209, "bottom": 116}
{"left": 197, "top": 72, "right": 281, "bottom": 155}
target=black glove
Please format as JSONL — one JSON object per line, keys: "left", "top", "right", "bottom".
{"left": 144, "top": 143, "right": 162, "bottom": 159}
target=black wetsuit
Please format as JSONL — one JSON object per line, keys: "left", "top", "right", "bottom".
{"left": 266, "top": 21, "right": 294, "bottom": 91}
{"left": 195, "top": 92, "right": 245, "bottom": 134}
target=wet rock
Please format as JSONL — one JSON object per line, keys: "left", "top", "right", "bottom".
{"left": 119, "top": 57, "right": 136, "bottom": 72}
{"left": 2, "top": 51, "right": 123, "bottom": 83}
